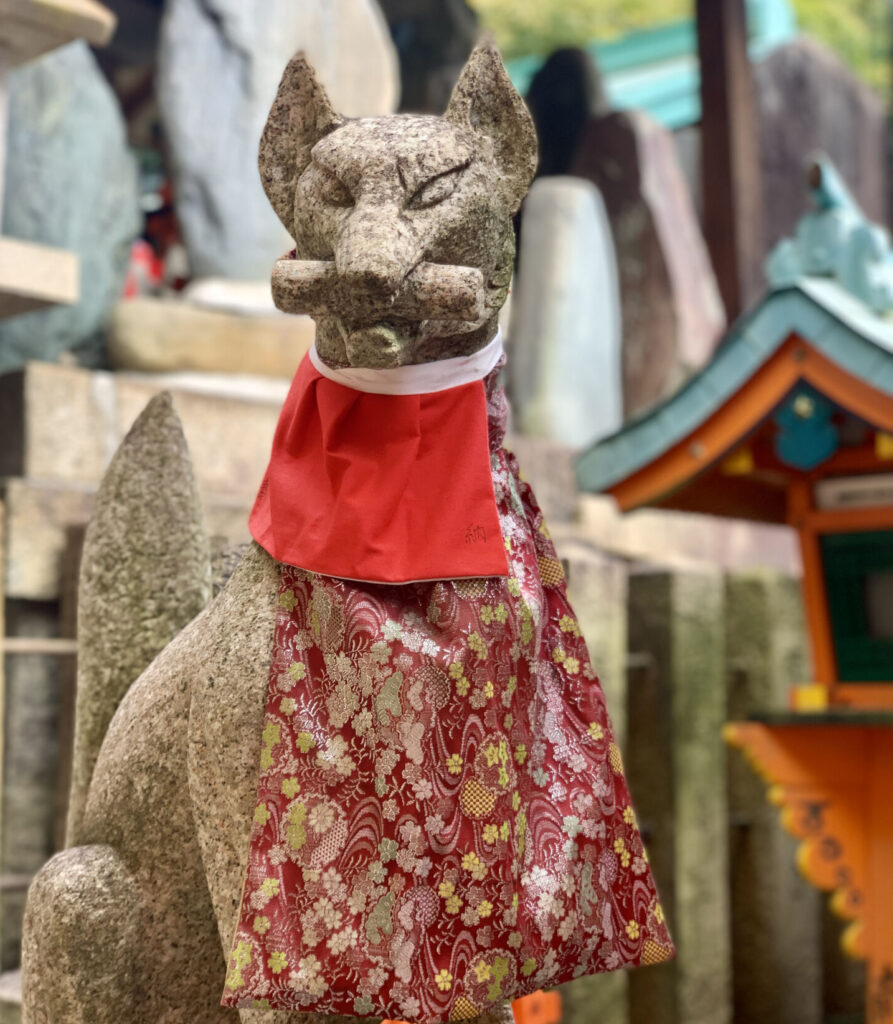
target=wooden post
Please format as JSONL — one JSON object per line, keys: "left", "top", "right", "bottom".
{"left": 696, "top": 0, "right": 764, "bottom": 321}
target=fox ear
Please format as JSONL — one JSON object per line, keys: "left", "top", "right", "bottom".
{"left": 259, "top": 52, "right": 342, "bottom": 233}
{"left": 445, "top": 40, "right": 537, "bottom": 213}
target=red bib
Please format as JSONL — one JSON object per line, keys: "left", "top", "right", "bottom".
{"left": 250, "top": 353, "right": 508, "bottom": 583}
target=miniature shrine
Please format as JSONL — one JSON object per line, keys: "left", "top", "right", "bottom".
{"left": 578, "top": 156, "right": 893, "bottom": 1022}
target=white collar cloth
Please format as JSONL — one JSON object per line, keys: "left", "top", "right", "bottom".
{"left": 308, "top": 329, "right": 503, "bottom": 396}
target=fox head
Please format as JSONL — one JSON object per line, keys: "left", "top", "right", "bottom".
{"left": 259, "top": 42, "right": 537, "bottom": 368}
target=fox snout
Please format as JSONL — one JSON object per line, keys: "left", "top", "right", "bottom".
{"left": 271, "top": 260, "right": 486, "bottom": 323}
{"left": 334, "top": 207, "right": 421, "bottom": 303}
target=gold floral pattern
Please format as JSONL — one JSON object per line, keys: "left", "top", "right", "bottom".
{"left": 222, "top": 372, "right": 673, "bottom": 1023}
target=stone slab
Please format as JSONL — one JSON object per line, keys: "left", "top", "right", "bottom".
{"left": 0, "top": 361, "right": 284, "bottom": 600}
{"left": 0, "top": 0, "right": 115, "bottom": 67}
{"left": 107, "top": 297, "right": 314, "bottom": 378}
{"left": 755, "top": 37, "right": 886, "bottom": 257}
{"left": 0, "top": 361, "right": 288, "bottom": 492}
{"left": 724, "top": 572, "right": 821, "bottom": 1024}
{"left": 2, "top": 479, "right": 93, "bottom": 602}
{"left": 503, "top": 434, "right": 578, "bottom": 525}
{"left": 112, "top": 378, "right": 282, "bottom": 501}
{"left": 377, "top": 0, "right": 478, "bottom": 113}
{"left": 626, "top": 570, "right": 732, "bottom": 1024}
{"left": 1, "top": 600, "right": 64, "bottom": 971}
{"left": 0, "top": 237, "right": 79, "bottom": 320}
{"left": 2, "top": 478, "right": 254, "bottom": 602}
{"left": 574, "top": 494, "right": 801, "bottom": 576}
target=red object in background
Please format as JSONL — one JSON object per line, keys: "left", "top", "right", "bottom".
{"left": 122, "top": 180, "right": 189, "bottom": 297}
{"left": 513, "top": 990, "right": 562, "bottom": 1024}
{"left": 122, "top": 238, "right": 164, "bottom": 297}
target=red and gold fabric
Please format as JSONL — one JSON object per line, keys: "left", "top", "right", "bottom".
{"left": 223, "top": 354, "right": 673, "bottom": 1023}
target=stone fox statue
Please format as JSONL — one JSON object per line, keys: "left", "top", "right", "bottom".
{"left": 22, "top": 42, "right": 672, "bottom": 1024}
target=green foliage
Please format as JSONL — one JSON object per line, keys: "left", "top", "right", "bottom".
{"left": 791, "top": 0, "right": 889, "bottom": 94}
{"left": 468, "top": 0, "right": 691, "bottom": 59}
{"left": 469, "top": 0, "right": 890, "bottom": 96}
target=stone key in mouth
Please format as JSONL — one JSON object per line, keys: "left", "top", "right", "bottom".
{"left": 271, "top": 260, "right": 487, "bottom": 322}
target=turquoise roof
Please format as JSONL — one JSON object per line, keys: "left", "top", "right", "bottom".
{"left": 576, "top": 277, "right": 893, "bottom": 494}
{"left": 577, "top": 155, "right": 893, "bottom": 496}
{"left": 506, "top": 0, "right": 797, "bottom": 130}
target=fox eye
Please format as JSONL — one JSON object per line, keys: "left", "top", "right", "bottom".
{"left": 408, "top": 166, "right": 465, "bottom": 210}
{"left": 319, "top": 169, "right": 353, "bottom": 208}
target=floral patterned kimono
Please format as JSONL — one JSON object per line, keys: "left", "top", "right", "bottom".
{"left": 222, "top": 339, "right": 674, "bottom": 1023}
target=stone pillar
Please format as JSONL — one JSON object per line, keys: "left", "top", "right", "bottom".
{"left": 557, "top": 539, "right": 629, "bottom": 1024}
{"left": 378, "top": 0, "right": 478, "bottom": 113}
{"left": 525, "top": 48, "right": 608, "bottom": 178}
{"left": 625, "top": 570, "right": 731, "bottom": 1024}
{"left": 755, "top": 37, "right": 886, "bottom": 257}
{"left": 0, "top": 598, "right": 64, "bottom": 972}
{"left": 571, "top": 111, "right": 725, "bottom": 419}
{"left": 724, "top": 571, "right": 821, "bottom": 1023}
{"left": 509, "top": 176, "right": 622, "bottom": 448}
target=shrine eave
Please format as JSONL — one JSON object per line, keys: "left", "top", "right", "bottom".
{"left": 576, "top": 277, "right": 893, "bottom": 511}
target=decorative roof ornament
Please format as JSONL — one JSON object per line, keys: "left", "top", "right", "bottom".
{"left": 766, "top": 155, "right": 893, "bottom": 314}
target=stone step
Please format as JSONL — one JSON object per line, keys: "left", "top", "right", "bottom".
{"left": 0, "top": 0, "right": 115, "bottom": 67}
{"left": 0, "top": 360, "right": 288, "bottom": 492}
{"left": 0, "top": 237, "right": 79, "bottom": 320}
{"left": 107, "top": 296, "right": 314, "bottom": 378}
{"left": 0, "top": 360, "right": 292, "bottom": 600}
{"left": 3, "top": 476, "right": 254, "bottom": 601}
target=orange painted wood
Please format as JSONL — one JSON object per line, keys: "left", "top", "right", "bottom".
{"left": 609, "top": 335, "right": 806, "bottom": 512}
{"left": 805, "top": 506, "right": 893, "bottom": 534}
{"left": 786, "top": 479, "right": 838, "bottom": 688}
{"left": 867, "top": 739, "right": 893, "bottom": 1022}
{"left": 797, "top": 527, "right": 836, "bottom": 687}
{"left": 651, "top": 469, "right": 787, "bottom": 522}
{"left": 809, "top": 445, "right": 888, "bottom": 477}
{"left": 609, "top": 334, "right": 893, "bottom": 515}
{"left": 834, "top": 685, "right": 893, "bottom": 709}
{"left": 512, "top": 990, "right": 562, "bottom": 1024}
{"left": 727, "top": 721, "right": 893, "bottom": 1019}
{"left": 380, "top": 989, "right": 562, "bottom": 1024}
{"left": 800, "top": 343, "right": 893, "bottom": 436}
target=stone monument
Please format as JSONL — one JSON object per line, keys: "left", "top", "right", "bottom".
{"left": 572, "top": 109, "right": 725, "bottom": 418}
{"left": 0, "top": 0, "right": 117, "bottom": 335}
{"left": 157, "top": 0, "right": 400, "bottom": 282}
